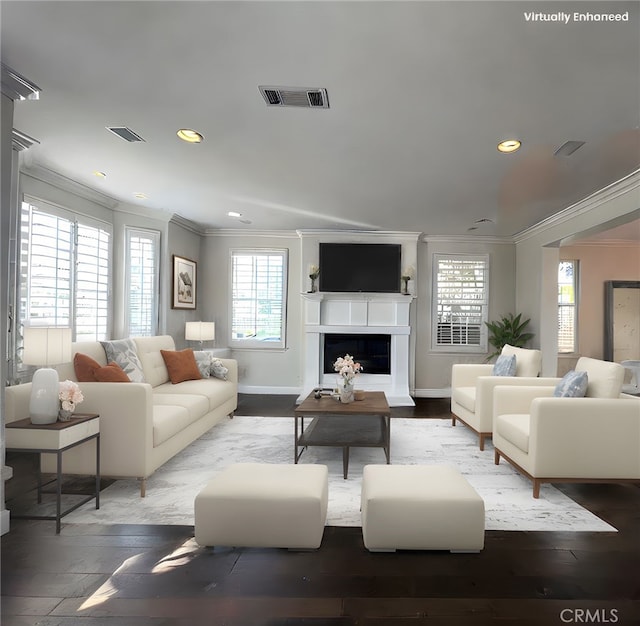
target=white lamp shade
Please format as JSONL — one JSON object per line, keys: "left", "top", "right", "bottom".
{"left": 22, "top": 327, "right": 72, "bottom": 366}
{"left": 185, "top": 321, "right": 215, "bottom": 342}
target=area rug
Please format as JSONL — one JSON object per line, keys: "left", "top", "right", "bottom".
{"left": 65, "top": 416, "right": 616, "bottom": 532}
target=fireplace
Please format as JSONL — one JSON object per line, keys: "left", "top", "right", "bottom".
{"left": 299, "top": 292, "right": 415, "bottom": 406}
{"left": 323, "top": 333, "right": 391, "bottom": 375}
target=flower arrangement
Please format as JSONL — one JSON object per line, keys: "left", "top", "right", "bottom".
{"left": 58, "top": 379, "right": 84, "bottom": 413}
{"left": 333, "top": 354, "right": 362, "bottom": 385}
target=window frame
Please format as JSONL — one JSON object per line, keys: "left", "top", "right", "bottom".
{"left": 431, "top": 253, "right": 489, "bottom": 353}
{"left": 558, "top": 260, "right": 579, "bottom": 354}
{"left": 124, "top": 227, "right": 161, "bottom": 337}
{"left": 229, "top": 248, "right": 288, "bottom": 351}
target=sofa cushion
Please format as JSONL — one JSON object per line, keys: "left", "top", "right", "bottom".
{"left": 161, "top": 349, "right": 202, "bottom": 384}
{"left": 152, "top": 392, "right": 209, "bottom": 422}
{"left": 101, "top": 339, "right": 146, "bottom": 383}
{"left": 501, "top": 345, "right": 542, "bottom": 377}
{"left": 74, "top": 353, "right": 130, "bottom": 383}
{"left": 452, "top": 386, "right": 476, "bottom": 413}
{"left": 134, "top": 336, "right": 176, "bottom": 387}
{"left": 152, "top": 405, "right": 193, "bottom": 447}
{"left": 493, "top": 354, "right": 516, "bottom": 376}
{"left": 553, "top": 370, "right": 588, "bottom": 398}
{"left": 495, "top": 414, "right": 530, "bottom": 453}
{"left": 576, "top": 357, "right": 624, "bottom": 398}
{"left": 154, "top": 377, "right": 236, "bottom": 412}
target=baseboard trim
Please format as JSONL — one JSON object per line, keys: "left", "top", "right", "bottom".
{"left": 414, "top": 388, "right": 451, "bottom": 398}
{"left": 238, "top": 385, "right": 302, "bottom": 395}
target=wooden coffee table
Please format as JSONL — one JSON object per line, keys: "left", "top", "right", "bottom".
{"left": 294, "top": 390, "right": 391, "bottom": 479}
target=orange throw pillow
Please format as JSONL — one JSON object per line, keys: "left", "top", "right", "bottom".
{"left": 74, "top": 353, "right": 101, "bottom": 382}
{"left": 161, "top": 348, "right": 202, "bottom": 384}
{"left": 73, "top": 353, "right": 131, "bottom": 383}
{"left": 95, "top": 362, "right": 130, "bottom": 382}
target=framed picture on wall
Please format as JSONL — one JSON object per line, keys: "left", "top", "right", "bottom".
{"left": 172, "top": 255, "right": 197, "bottom": 309}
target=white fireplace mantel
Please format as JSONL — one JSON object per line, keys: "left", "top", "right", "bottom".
{"left": 299, "top": 292, "right": 415, "bottom": 406}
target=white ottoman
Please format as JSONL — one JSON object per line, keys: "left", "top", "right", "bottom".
{"left": 194, "top": 463, "right": 328, "bottom": 549}
{"left": 361, "top": 464, "right": 485, "bottom": 552}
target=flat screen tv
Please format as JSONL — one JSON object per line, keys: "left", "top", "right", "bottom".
{"left": 318, "top": 243, "right": 401, "bottom": 293}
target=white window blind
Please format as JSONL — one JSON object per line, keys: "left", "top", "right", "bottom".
{"left": 558, "top": 260, "right": 578, "bottom": 353}
{"left": 432, "top": 254, "right": 489, "bottom": 351}
{"left": 19, "top": 199, "right": 111, "bottom": 343}
{"left": 230, "top": 249, "right": 287, "bottom": 349}
{"left": 125, "top": 228, "right": 160, "bottom": 337}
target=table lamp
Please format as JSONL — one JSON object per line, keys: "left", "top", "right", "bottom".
{"left": 185, "top": 321, "right": 215, "bottom": 347}
{"left": 22, "top": 327, "right": 72, "bottom": 424}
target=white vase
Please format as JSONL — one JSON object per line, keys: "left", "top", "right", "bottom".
{"left": 338, "top": 379, "right": 355, "bottom": 403}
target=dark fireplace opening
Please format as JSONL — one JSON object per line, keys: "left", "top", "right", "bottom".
{"left": 323, "top": 333, "right": 391, "bottom": 375}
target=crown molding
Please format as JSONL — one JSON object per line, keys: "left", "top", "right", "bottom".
{"left": 297, "top": 229, "right": 423, "bottom": 241}
{"left": 513, "top": 169, "right": 640, "bottom": 245}
{"left": 170, "top": 213, "right": 206, "bottom": 234}
{"left": 421, "top": 234, "right": 513, "bottom": 245}
{"left": 20, "top": 162, "right": 119, "bottom": 210}
{"left": 204, "top": 228, "right": 299, "bottom": 239}
{"left": 567, "top": 239, "right": 639, "bottom": 248}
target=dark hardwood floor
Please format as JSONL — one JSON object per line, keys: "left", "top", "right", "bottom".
{"left": 2, "top": 395, "right": 639, "bottom": 625}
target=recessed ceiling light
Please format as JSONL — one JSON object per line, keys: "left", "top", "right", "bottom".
{"left": 133, "top": 192, "right": 147, "bottom": 199}
{"left": 177, "top": 129, "right": 204, "bottom": 143}
{"left": 227, "top": 211, "right": 242, "bottom": 218}
{"left": 475, "top": 218, "right": 494, "bottom": 224}
{"left": 497, "top": 139, "right": 521, "bottom": 153}
{"left": 92, "top": 170, "right": 106, "bottom": 178}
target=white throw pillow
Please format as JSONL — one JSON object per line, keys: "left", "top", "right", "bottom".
{"left": 210, "top": 358, "right": 228, "bottom": 380}
{"left": 501, "top": 344, "right": 542, "bottom": 377}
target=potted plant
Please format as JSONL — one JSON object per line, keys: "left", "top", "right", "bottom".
{"left": 485, "top": 313, "right": 534, "bottom": 362}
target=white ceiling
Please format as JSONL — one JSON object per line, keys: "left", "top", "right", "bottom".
{"left": 2, "top": 1, "right": 639, "bottom": 236}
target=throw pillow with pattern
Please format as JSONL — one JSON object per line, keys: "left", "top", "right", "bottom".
{"left": 553, "top": 370, "right": 588, "bottom": 397}
{"left": 100, "top": 339, "right": 146, "bottom": 383}
{"left": 210, "top": 358, "right": 229, "bottom": 380}
{"left": 193, "top": 351, "right": 212, "bottom": 378}
{"left": 492, "top": 353, "right": 517, "bottom": 376}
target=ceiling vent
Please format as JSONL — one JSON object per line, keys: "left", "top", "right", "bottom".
{"left": 258, "top": 86, "right": 329, "bottom": 109}
{"left": 106, "top": 126, "right": 146, "bottom": 142}
{"left": 554, "top": 140, "right": 585, "bottom": 157}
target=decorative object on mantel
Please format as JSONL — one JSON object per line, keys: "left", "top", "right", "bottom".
{"left": 308, "top": 264, "right": 320, "bottom": 293}
{"left": 333, "top": 354, "right": 362, "bottom": 403}
{"left": 58, "top": 379, "right": 84, "bottom": 421}
{"left": 485, "top": 312, "right": 534, "bottom": 362}
{"left": 22, "top": 326, "right": 73, "bottom": 424}
{"left": 401, "top": 265, "right": 415, "bottom": 295}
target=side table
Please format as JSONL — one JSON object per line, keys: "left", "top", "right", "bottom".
{"left": 6, "top": 414, "right": 100, "bottom": 533}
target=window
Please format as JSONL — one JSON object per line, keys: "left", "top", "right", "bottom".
{"left": 432, "top": 254, "right": 489, "bottom": 351}
{"left": 125, "top": 228, "right": 160, "bottom": 336}
{"left": 558, "top": 260, "right": 578, "bottom": 353}
{"left": 19, "top": 198, "right": 111, "bottom": 343}
{"left": 230, "top": 249, "right": 288, "bottom": 349}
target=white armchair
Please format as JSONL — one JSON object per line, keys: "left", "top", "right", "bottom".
{"left": 450, "top": 345, "right": 556, "bottom": 450}
{"left": 493, "top": 357, "right": 640, "bottom": 497}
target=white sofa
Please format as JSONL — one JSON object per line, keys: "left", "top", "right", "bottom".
{"left": 493, "top": 357, "right": 640, "bottom": 497}
{"left": 451, "top": 345, "right": 557, "bottom": 450}
{"left": 5, "top": 335, "right": 238, "bottom": 496}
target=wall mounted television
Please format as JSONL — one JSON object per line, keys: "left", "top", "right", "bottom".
{"left": 318, "top": 243, "right": 402, "bottom": 293}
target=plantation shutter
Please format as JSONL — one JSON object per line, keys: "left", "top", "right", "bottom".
{"left": 75, "top": 223, "right": 110, "bottom": 341}
{"left": 433, "top": 255, "right": 489, "bottom": 349}
{"left": 558, "top": 261, "right": 577, "bottom": 353}
{"left": 231, "top": 249, "right": 287, "bottom": 349}
{"left": 126, "top": 228, "right": 160, "bottom": 336}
